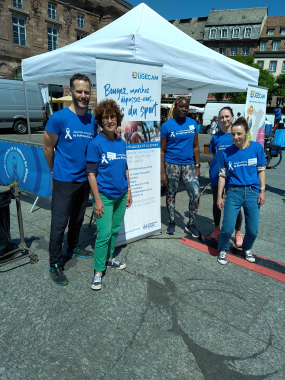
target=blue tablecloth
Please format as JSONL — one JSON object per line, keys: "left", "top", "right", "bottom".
{"left": 274, "top": 129, "right": 285, "bottom": 148}
{"left": 265, "top": 124, "right": 272, "bottom": 134}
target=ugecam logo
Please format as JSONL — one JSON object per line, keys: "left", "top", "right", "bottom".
{"left": 250, "top": 90, "right": 265, "bottom": 99}
{"left": 132, "top": 71, "right": 158, "bottom": 80}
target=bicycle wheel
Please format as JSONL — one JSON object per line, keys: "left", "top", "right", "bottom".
{"left": 264, "top": 149, "right": 271, "bottom": 168}
{"left": 267, "top": 150, "right": 282, "bottom": 169}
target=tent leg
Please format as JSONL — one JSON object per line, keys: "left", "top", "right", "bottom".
{"left": 30, "top": 196, "right": 39, "bottom": 213}
{"left": 23, "top": 81, "right": 32, "bottom": 143}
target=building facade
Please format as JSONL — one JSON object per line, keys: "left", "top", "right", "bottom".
{"left": 0, "top": 0, "right": 132, "bottom": 81}
{"left": 254, "top": 16, "right": 285, "bottom": 76}
{"left": 203, "top": 8, "right": 267, "bottom": 57}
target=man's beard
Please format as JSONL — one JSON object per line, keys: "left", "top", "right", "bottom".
{"left": 72, "top": 92, "right": 89, "bottom": 109}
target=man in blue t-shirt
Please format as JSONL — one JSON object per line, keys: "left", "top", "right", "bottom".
{"left": 43, "top": 73, "right": 98, "bottom": 286}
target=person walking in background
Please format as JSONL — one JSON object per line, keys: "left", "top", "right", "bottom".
{"left": 210, "top": 116, "right": 218, "bottom": 137}
{"left": 86, "top": 99, "right": 132, "bottom": 291}
{"left": 209, "top": 107, "right": 243, "bottom": 247}
{"left": 195, "top": 114, "right": 201, "bottom": 133}
{"left": 161, "top": 97, "right": 200, "bottom": 237}
{"left": 43, "top": 73, "right": 98, "bottom": 286}
{"left": 273, "top": 107, "right": 282, "bottom": 132}
{"left": 217, "top": 119, "right": 266, "bottom": 265}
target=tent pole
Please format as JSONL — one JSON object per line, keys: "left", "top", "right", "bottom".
{"left": 23, "top": 81, "right": 32, "bottom": 142}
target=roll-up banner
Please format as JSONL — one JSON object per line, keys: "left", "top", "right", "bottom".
{"left": 0, "top": 141, "right": 52, "bottom": 198}
{"left": 96, "top": 57, "right": 163, "bottom": 245}
{"left": 245, "top": 85, "right": 268, "bottom": 147}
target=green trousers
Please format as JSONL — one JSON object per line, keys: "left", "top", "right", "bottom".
{"left": 94, "top": 191, "right": 127, "bottom": 272}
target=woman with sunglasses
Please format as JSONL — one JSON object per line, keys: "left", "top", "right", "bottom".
{"left": 86, "top": 99, "right": 132, "bottom": 290}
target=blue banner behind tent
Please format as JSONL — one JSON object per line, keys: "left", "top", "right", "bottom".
{"left": 0, "top": 141, "right": 52, "bottom": 198}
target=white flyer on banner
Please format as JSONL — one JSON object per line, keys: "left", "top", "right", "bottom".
{"left": 96, "top": 58, "right": 163, "bottom": 244}
{"left": 245, "top": 86, "right": 268, "bottom": 147}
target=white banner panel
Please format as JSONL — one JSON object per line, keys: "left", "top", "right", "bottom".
{"left": 245, "top": 86, "right": 268, "bottom": 147}
{"left": 96, "top": 58, "right": 163, "bottom": 244}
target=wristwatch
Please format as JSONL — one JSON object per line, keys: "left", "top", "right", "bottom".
{"left": 194, "top": 164, "right": 201, "bottom": 168}
{"left": 260, "top": 186, "right": 265, "bottom": 191}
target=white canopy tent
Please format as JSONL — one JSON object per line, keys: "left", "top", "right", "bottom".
{"left": 22, "top": 3, "right": 259, "bottom": 95}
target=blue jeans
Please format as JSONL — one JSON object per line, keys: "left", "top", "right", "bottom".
{"left": 218, "top": 186, "right": 260, "bottom": 252}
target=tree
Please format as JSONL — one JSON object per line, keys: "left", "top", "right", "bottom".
{"left": 274, "top": 73, "right": 285, "bottom": 97}
{"left": 211, "top": 55, "right": 275, "bottom": 104}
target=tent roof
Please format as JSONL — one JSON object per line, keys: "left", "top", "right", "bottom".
{"left": 22, "top": 3, "right": 259, "bottom": 95}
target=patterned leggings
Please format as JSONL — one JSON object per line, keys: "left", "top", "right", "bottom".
{"left": 165, "top": 162, "right": 200, "bottom": 224}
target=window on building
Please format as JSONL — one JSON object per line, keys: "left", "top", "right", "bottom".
{"left": 13, "top": 0, "right": 23, "bottom": 9}
{"left": 219, "top": 47, "right": 226, "bottom": 55}
{"left": 232, "top": 27, "right": 240, "bottom": 38}
{"left": 230, "top": 46, "right": 237, "bottom": 56}
{"left": 267, "top": 29, "right": 274, "bottom": 35}
{"left": 273, "top": 41, "right": 280, "bottom": 51}
{"left": 221, "top": 27, "right": 228, "bottom": 38}
{"left": 242, "top": 46, "right": 249, "bottom": 56}
{"left": 281, "top": 29, "right": 285, "bottom": 35}
{"left": 209, "top": 28, "right": 217, "bottom": 39}
{"left": 12, "top": 16, "right": 26, "bottom": 46}
{"left": 48, "top": 27, "right": 58, "bottom": 51}
{"left": 209, "top": 47, "right": 216, "bottom": 50}
{"left": 269, "top": 61, "right": 277, "bottom": 72}
{"left": 282, "top": 61, "right": 285, "bottom": 72}
{"left": 12, "top": 67, "right": 22, "bottom": 80}
{"left": 257, "top": 61, "right": 264, "bottom": 69}
{"left": 260, "top": 42, "right": 267, "bottom": 51}
{"left": 77, "top": 35, "right": 83, "bottom": 41}
{"left": 244, "top": 27, "right": 252, "bottom": 38}
{"left": 78, "top": 14, "right": 84, "bottom": 28}
{"left": 48, "top": 3, "right": 57, "bottom": 20}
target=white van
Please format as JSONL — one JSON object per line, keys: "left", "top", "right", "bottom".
{"left": 201, "top": 103, "right": 245, "bottom": 134}
{"left": 0, "top": 79, "right": 47, "bottom": 134}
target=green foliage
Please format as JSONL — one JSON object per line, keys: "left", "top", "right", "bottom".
{"left": 211, "top": 55, "right": 276, "bottom": 104}
{"left": 274, "top": 73, "right": 285, "bottom": 96}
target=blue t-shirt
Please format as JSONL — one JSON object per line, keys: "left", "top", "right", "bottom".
{"left": 160, "top": 117, "right": 198, "bottom": 165}
{"left": 209, "top": 131, "right": 234, "bottom": 187}
{"left": 274, "top": 108, "right": 281, "bottom": 119}
{"left": 86, "top": 134, "right": 128, "bottom": 198}
{"left": 45, "top": 108, "right": 97, "bottom": 182}
{"left": 220, "top": 141, "right": 266, "bottom": 192}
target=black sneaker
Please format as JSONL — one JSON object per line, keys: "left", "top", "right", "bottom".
{"left": 65, "top": 245, "right": 93, "bottom": 259}
{"left": 185, "top": 223, "right": 200, "bottom": 238}
{"left": 167, "top": 221, "right": 175, "bottom": 235}
{"left": 49, "top": 263, "right": 68, "bottom": 286}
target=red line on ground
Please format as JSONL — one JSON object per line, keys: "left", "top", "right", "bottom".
{"left": 180, "top": 237, "right": 285, "bottom": 283}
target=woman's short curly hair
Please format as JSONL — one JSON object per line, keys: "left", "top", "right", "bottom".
{"left": 94, "top": 99, "right": 124, "bottom": 126}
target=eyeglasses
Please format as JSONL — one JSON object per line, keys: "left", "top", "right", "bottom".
{"left": 102, "top": 115, "right": 117, "bottom": 121}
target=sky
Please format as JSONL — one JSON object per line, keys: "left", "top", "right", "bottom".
{"left": 127, "top": 0, "right": 285, "bottom": 20}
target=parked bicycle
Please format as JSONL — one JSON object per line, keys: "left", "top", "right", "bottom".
{"left": 264, "top": 134, "right": 282, "bottom": 169}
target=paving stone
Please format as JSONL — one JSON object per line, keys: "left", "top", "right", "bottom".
{"left": 0, "top": 342, "right": 36, "bottom": 380}
{"left": 146, "top": 258, "right": 267, "bottom": 331}
{"left": 249, "top": 296, "right": 285, "bottom": 352}
{"left": 0, "top": 264, "right": 92, "bottom": 359}
{"left": 64, "top": 268, "right": 185, "bottom": 344}
{"left": 23, "top": 314, "right": 190, "bottom": 380}
{"left": 145, "top": 304, "right": 285, "bottom": 380}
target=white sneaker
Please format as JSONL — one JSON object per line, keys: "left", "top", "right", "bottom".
{"left": 218, "top": 251, "right": 227, "bottom": 265}
{"left": 91, "top": 272, "right": 102, "bottom": 290}
{"left": 243, "top": 249, "right": 255, "bottom": 263}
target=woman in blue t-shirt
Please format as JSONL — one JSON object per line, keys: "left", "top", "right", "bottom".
{"left": 217, "top": 119, "right": 266, "bottom": 265}
{"left": 161, "top": 97, "right": 200, "bottom": 237}
{"left": 86, "top": 99, "right": 132, "bottom": 290}
{"left": 209, "top": 107, "right": 243, "bottom": 247}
